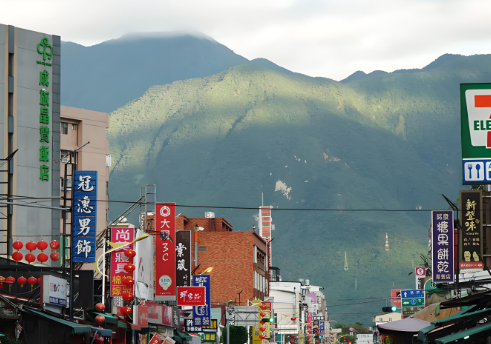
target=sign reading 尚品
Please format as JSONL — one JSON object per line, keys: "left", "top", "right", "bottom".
{"left": 177, "top": 286, "right": 206, "bottom": 306}
{"left": 460, "top": 84, "right": 491, "bottom": 183}
{"left": 431, "top": 211, "right": 454, "bottom": 283}
{"left": 155, "top": 203, "right": 176, "bottom": 301}
{"left": 459, "top": 190, "right": 483, "bottom": 270}
{"left": 110, "top": 227, "right": 134, "bottom": 296}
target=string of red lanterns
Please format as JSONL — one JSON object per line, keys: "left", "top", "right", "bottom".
{"left": 10, "top": 240, "right": 60, "bottom": 264}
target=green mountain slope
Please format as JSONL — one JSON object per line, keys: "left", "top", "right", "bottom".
{"left": 107, "top": 54, "right": 491, "bottom": 322}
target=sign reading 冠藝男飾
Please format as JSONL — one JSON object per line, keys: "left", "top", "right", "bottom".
{"left": 461, "top": 83, "right": 491, "bottom": 184}
{"left": 37, "top": 37, "right": 52, "bottom": 182}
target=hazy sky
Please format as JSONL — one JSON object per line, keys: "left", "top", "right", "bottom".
{"left": 2, "top": 0, "right": 490, "bottom": 80}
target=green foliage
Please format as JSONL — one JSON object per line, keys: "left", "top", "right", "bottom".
{"left": 106, "top": 53, "right": 491, "bottom": 324}
{"left": 220, "top": 325, "right": 248, "bottom": 344}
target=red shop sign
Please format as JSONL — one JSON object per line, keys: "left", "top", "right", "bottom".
{"left": 155, "top": 203, "right": 177, "bottom": 301}
{"left": 177, "top": 286, "right": 206, "bottom": 306}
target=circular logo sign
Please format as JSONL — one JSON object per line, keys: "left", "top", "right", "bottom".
{"left": 160, "top": 206, "right": 171, "bottom": 217}
{"left": 416, "top": 267, "right": 425, "bottom": 276}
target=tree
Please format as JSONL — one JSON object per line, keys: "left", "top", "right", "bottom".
{"left": 220, "top": 325, "right": 248, "bottom": 344}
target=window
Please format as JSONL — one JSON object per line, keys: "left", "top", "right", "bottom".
{"left": 61, "top": 122, "right": 68, "bottom": 134}
{"left": 72, "top": 123, "right": 77, "bottom": 130}
{"left": 198, "top": 247, "right": 207, "bottom": 252}
{"left": 389, "top": 318, "right": 392, "bottom": 321}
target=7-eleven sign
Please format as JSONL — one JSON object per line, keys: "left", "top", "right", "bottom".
{"left": 461, "top": 84, "right": 491, "bottom": 184}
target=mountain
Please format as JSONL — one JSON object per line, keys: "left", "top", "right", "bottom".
{"left": 106, "top": 53, "right": 491, "bottom": 323}
{"left": 61, "top": 32, "right": 293, "bottom": 113}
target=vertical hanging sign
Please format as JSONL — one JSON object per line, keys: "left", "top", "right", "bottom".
{"left": 193, "top": 274, "right": 211, "bottom": 326}
{"left": 176, "top": 230, "right": 191, "bottom": 287}
{"left": 72, "top": 171, "right": 97, "bottom": 262}
{"left": 155, "top": 203, "right": 176, "bottom": 301}
{"left": 459, "top": 190, "right": 484, "bottom": 271}
{"left": 431, "top": 210, "right": 454, "bottom": 283}
{"left": 110, "top": 227, "right": 135, "bottom": 296}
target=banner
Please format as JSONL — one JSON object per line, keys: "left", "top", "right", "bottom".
{"left": 133, "top": 305, "right": 149, "bottom": 327}
{"left": 110, "top": 227, "right": 134, "bottom": 296}
{"left": 432, "top": 210, "right": 454, "bottom": 283}
{"left": 73, "top": 171, "right": 97, "bottom": 262}
{"left": 459, "top": 190, "right": 483, "bottom": 271}
{"left": 176, "top": 230, "right": 191, "bottom": 287}
{"left": 135, "top": 228, "right": 154, "bottom": 300}
{"left": 155, "top": 203, "right": 176, "bottom": 301}
{"left": 193, "top": 274, "right": 211, "bottom": 326}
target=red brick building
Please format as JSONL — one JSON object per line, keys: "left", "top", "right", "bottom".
{"left": 176, "top": 215, "right": 269, "bottom": 306}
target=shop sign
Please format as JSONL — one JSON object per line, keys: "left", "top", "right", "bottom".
{"left": 320, "top": 321, "right": 325, "bottom": 335}
{"left": 307, "top": 312, "right": 313, "bottom": 323}
{"left": 37, "top": 37, "right": 52, "bottom": 183}
{"left": 177, "top": 286, "right": 206, "bottom": 306}
{"left": 149, "top": 333, "right": 162, "bottom": 344}
{"left": 42, "top": 275, "right": 67, "bottom": 307}
{"left": 176, "top": 231, "right": 191, "bottom": 287}
{"left": 110, "top": 227, "right": 134, "bottom": 296}
{"left": 459, "top": 190, "right": 483, "bottom": 270}
{"left": 391, "top": 290, "right": 401, "bottom": 308}
{"left": 415, "top": 267, "right": 426, "bottom": 289}
{"left": 142, "top": 301, "right": 163, "bottom": 325}
{"left": 460, "top": 83, "right": 491, "bottom": 184}
{"left": 432, "top": 211, "right": 454, "bottom": 283}
{"left": 156, "top": 203, "right": 177, "bottom": 301}
{"left": 133, "top": 305, "right": 149, "bottom": 328}
{"left": 162, "top": 305, "right": 173, "bottom": 326}
{"left": 193, "top": 275, "right": 211, "bottom": 326}
{"left": 186, "top": 318, "right": 202, "bottom": 332}
{"left": 73, "top": 171, "right": 98, "bottom": 262}
{"left": 163, "top": 337, "right": 176, "bottom": 344}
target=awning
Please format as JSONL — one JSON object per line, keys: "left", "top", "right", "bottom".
{"left": 92, "top": 312, "right": 119, "bottom": 325}
{"left": 91, "top": 327, "right": 112, "bottom": 337}
{"left": 435, "top": 322, "right": 491, "bottom": 344}
{"left": 23, "top": 307, "right": 91, "bottom": 335}
{"left": 378, "top": 317, "right": 430, "bottom": 332}
{"left": 113, "top": 315, "right": 142, "bottom": 331}
{"left": 175, "top": 331, "right": 193, "bottom": 343}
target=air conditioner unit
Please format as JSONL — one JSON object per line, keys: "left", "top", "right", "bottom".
{"left": 106, "top": 155, "right": 112, "bottom": 167}
{"left": 205, "top": 212, "right": 215, "bottom": 218}
{"left": 61, "top": 156, "right": 69, "bottom": 163}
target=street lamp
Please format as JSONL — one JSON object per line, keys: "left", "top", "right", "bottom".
{"left": 194, "top": 225, "right": 204, "bottom": 267}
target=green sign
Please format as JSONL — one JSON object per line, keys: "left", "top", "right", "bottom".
{"left": 460, "top": 83, "right": 491, "bottom": 184}
{"left": 401, "top": 298, "right": 424, "bottom": 306}
{"left": 36, "top": 37, "right": 51, "bottom": 182}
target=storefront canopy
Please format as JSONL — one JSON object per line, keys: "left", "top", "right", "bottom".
{"left": 175, "top": 331, "right": 193, "bottom": 343}
{"left": 435, "top": 322, "right": 491, "bottom": 344}
{"left": 379, "top": 317, "right": 430, "bottom": 333}
{"left": 23, "top": 307, "right": 91, "bottom": 335}
{"left": 91, "top": 327, "right": 112, "bottom": 337}
{"left": 92, "top": 311, "right": 119, "bottom": 325}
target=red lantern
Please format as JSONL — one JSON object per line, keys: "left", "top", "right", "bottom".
{"left": 290, "top": 341, "right": 294, "bottom": 344}
{"left": 25, "top": 253, "right": 35, "bottom": 264}
{"left": 37, "top": 240, "right": 48, "bottom": 251}
{"left": 38, "top": 276, "right": 43, "bottom": 284}
{"left": 28, "top": 277, "right": 37, "bottom": 291}
{"left": 50, "top": 240, "right": 60, "bottom": 251}
{"left": 260, "top": 312, "right": 266, "bottom": 317}
{"left": 26, "top": 241, "right": 37, "bottom": 252}
{"left": 259, "top": 321, "right": 265, "bottom": 325}
{"left": 124, "top": 249, "right": 136, "bottom": 259}
{"left": 260, "top": 327, "right": 266, "bottom": 332}
{"left": 123, "top": 278, "right": 135, "bottom": 286}
{"left": 121, "top": 306, "right": 132, "bottom": 315}
{"left": 291, "top": 317, "right": 296, "bottom": 321}
{"left": 95, "top": 303, "right": 105, "bottom": 312}
{"left": 307, "top": 341, "right": 311, "bottom": 343}
{"left": 308, "top": 324, "right": 313, "bottom": 328}
{"left": 259, "top": 335, "right": 266, "bottom": 340}
{"left": 12, "top": 251, "right": 23, "bottom": 263}
{"left": 6, "top": 276, "right": 14, "bottom": 292}
{"left": 17, "top": 276, "right": 27, "bottom": 287}
{"left": 37, "top": 252, "right": 48, "bottom": 263}
{"left": 124, "top": 263, "right": 135, "bottom": 273}
{"left": 122, "top": 292, "right": 133, "bottom": 301}
{"left": 12, "top": 241, "right": 23, "bottom": 251}
{"left": 95, "top": 337, "right": 104, "bottom": 344}
{"left": 0, "top": 276, "right": 5, "bottom": 289}
{"left": 95, "top": 314, "right": 105, "bottom": 325}
{"left": 50, "top": 252, "right": 60, "bottom": 261}
{"left": 307, "top": 335, "right": 311, "bottom": 338}
{"left": 290, "top": 335, "right": 295, "bottom": 339}
{"left": 260, "top": 304, "right": 268, "bottom": 310}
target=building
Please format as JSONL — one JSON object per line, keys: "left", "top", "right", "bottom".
{"left": 176, "top": 214, "right": 270, "bottom": 305}
{"left": 0, "top": 24, "right": 61, "bottom": 258}
{"left": 59, "top": 105, "right": 110, "bottom": 242}
{"left": 269, "top": 280, "right": 303, "bottom": 335}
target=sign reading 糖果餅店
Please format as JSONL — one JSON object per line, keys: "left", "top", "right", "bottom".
{"left": 110, "top": 227, "right": 134, "bottom": 297}
{"left": 460, "top": 83, "right": 491, "bottom": 184}
{"left": 155, "top": 203, "right": 176, "bottom": 301}
{"left": 72, "top": 171, "right": 97, "bottom": 262}
{"left": 432, "top": 211, "right": 454, "bottom": 283}
{"left": 459, "top": 190, "right": 483, "bottom": 271}
{"left": 37, "top": 37, "right": 53, "bottom": 182}
{"left": 176, "top": 230, "right": 191, "bottom": 287}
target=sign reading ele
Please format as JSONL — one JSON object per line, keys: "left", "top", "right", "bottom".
{"left": 461, "top": 84, "right": 491, "bottom": 184}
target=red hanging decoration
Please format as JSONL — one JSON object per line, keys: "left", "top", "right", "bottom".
{"left": 290, "top": 341, "right": 294, "bottom": 344}
{"left": 95, "top": 314, "right": 105, "bottom": 325}
{"left": 291, "top": 317, "right": 296, "bottom": 321}
{"left": 38, "top": 276, "right": 43, "bottom": 285}
{"left": 260, "top": 304, "right": 268, "bottom": 310}
{"left": 123, "top": 278, "right": 135, "bottom": 286}
{"left": 25, "top": 253, "right": 35, "bottom": 264}
{"left": 124, "top": 263, "right": 135, "bottom": 273}
{"left": 17, "top": 276, "right": 27, "bottom": 287}
{"left": 307, "top": 341, "right": 311, "bottom": 343}
{"left": 37, "top": 240, "right": 48, "bottom": 251}
{"left": 260, "top": 312, "right": 266, "bottom": 317}
{"left": 28, "top": 277, "right": 37, "bottom": 291}
{"left": 12, "top": 251, "right": 23, "bottom": 263}
{"left": 259, "top": 335, "right": 266, "bottom": 339}
{"left": 290, "top": 335, "right": 295, "bottom": 339}
{"left": 259, "top": 327, "right": 266, "bottom": 332}
{"left": 26, "top": 241, "right": 37, "bottom": 252}
{"left": 308, "top": 324, "right": 313, "bottom": 328}
{"left": 121, "top": 306, "right": 132, "bottom": 315}
{"left": 50, "top": 252, "right": 60, "bottom": 261}
{"left": 6, "top": 276, "right": 15, "bottom": 292}
{"left": 37, "top": 253, "right": 48, "bottom": 263}
{"left": 307, "top": 335, "right": 311, "bottom": 338}
{"left": 0, "top": 276, "right": 5, "bottom": 288}
{"left": 12, "top": 241, "right": 23, "bottom": 251}
{"left": 124, "top": 249, "right": 136, "bottom": 259}
{"left": 94, "top": 337, "right": 104, "bottom": 344}
{"left": 122, "top": 292, "right": 133, "bottom": 301}
{"left": 95, "top": 303, "right": 105, "bottom": 312}
{"left": 50, "top": 240, "right": 60, "bottom": 251}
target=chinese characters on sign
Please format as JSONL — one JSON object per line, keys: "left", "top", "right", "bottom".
{"left": 459, "top": 190, "right": 483, "bottom": 271}
{"left": 431, "top": 210, "right": 454, "bottom": 283}
{"left": 177, "top": 286, "right": 206, "bottom": 306}
{"left": 401, "top": 289, "right": 424, "bottom": 316}
{"left": 110, "top": 227, "right": 134, "bottom": 296}
{"left": 193, "top": 275, "right": 211, "bottom": 326}
{"left": 176, "top": 230, "right": 191, "bottom": 287}
{"left": 37, "top": 38, "right": 52, "bottom": 182}
{"left": 156, "top": 203, "right": 177, "bottom": 301}
{"left": 72, "top": 171, "right": 97, "bottom": 262}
